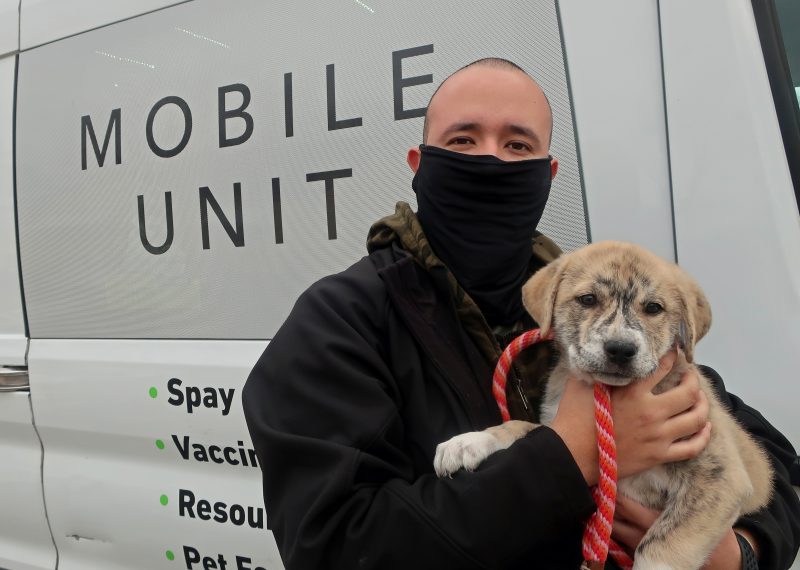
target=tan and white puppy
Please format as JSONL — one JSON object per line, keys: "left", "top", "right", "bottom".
{"left": 434, "top": 241, "right": 773, "bottom": 570}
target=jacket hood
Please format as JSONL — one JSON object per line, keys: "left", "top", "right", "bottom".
{"left": 366, "top": 202, "right": 562, "bottom": 395}
{"left": 367, "top": 201, "right": 562, "bottom": 280}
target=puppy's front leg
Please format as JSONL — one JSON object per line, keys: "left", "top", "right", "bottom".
{"left": 632, "top": 473, "right": 742, "bottom": 570}
{"left": 434, "top": 421, "right": 536, "bottom": 477}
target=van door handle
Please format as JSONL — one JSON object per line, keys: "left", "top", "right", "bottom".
{"left": 0, "top": 366, "right": 29, "bottom": 392}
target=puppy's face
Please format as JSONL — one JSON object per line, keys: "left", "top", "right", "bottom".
{"left": 522, "top": 241, "right": 712, "bottom": 385}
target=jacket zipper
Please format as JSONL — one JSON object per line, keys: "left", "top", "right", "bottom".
{"left": 511, "top": 363, "right": 532, "bottom": 418}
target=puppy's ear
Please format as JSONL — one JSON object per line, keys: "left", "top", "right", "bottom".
{"left": 677, "top": 270, "right": 712, "bottom": 363}
{"left": 522, "top": 255, "right": 568, "bottom": 336}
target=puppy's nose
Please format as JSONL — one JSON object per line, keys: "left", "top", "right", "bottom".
{"left": 604, "top": 340, "right": 638, "bottom": 365}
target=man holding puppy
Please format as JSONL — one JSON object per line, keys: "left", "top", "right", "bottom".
{"left": 243, "top": 59, "right": 800, "bottom": 569}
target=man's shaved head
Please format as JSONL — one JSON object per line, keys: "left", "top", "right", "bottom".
{"left": 407, "top": 56, "right": 558, "bottom": 171}
{"left": 422, "top": 58, "right": 552, "bottom": 146}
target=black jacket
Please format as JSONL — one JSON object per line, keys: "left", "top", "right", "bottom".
{"left": 243, "top": 243, "right": 800, "bottom": 569}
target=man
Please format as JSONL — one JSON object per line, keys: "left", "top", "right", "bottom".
{"left": 243, "top": 59, "right": 800, "bottom": 569}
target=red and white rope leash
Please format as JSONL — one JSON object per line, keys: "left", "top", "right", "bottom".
{"left": 492, "top": 329, "right": 634, "bottom": 570}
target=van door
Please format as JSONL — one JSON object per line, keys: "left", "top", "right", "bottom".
{"left": 15, "top": 1, "right": 591, "bottom": 568}
{"left": 0, "top": 49, "right": 58, "bottom": 570}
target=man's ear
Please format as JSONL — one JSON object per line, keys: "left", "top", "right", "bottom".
{"left": 521, "top": 255, "right": 567, "bottom": 336}
{"left": 676, "top": 270, "right": 712, "bottom": 363}
{"left": 407, "top": 147, "right": 421, "bottom": 173}
{"left": 550, "top": 156, "right": 559, "bottom": 180}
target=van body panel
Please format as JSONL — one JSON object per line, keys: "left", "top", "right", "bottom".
{"left": 0, "top": 54, "right": 26, "bottom": 365}
{"left": 0, "top": 0, "right": 18, "bottom": 57}
{"left": 559, "top": 0, "right": 676, "bottom": 261}
{"left": 15, "top": 0, "right": 588, "bottom": 341}
{"left": 14, "top": 3, "right": 590, "bottom": 567}
{"left": 661, "top": 0, "right": 800, "bottom": 447}
{"left": 0, "top": 392, "right": 56, "bottom": 570}
{"left": 19, "top": 0, "right": 184, "bottom": 50}
{"left": 29, "top": 338, "right": 282, "bottom": 570}
{"left": 1, "top": 49, "right": 53, "bottom": 570}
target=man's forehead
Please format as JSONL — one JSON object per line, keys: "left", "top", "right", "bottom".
{"left": 433, "top": 65, "right": 542, "bottom": 103}
{"left": 425, "top": 65, "right": 551, "bottom": 137}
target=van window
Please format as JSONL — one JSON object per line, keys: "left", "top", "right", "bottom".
{"left": 753, "top": 0, "right": 800, "bottom": 212}
{"left": 774, "top": 0, "right": 800, "bottom": 105}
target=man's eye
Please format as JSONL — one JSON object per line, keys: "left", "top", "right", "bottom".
{"left": 507, "top": 141, "right": 531, "bottom": 151}
{"left": 449, "top": 137, "right": 473, "bottom": 145}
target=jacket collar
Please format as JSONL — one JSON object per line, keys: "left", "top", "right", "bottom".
{"left": 367, "top": 202, "right": 563, "bottom": 427}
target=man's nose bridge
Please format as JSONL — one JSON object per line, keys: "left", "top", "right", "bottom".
{"left": 477, "top": 139, "right": 501, "bottom": 157}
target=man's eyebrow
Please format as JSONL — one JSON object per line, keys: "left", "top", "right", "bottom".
{"left": 439, "top": 122, "right": 480, "bottom": 138}
{"left": 439, "top": 122, "right": 544, "bottom": 147}
{"left": 508, "top": 124, "right": 542, "bottom": 146}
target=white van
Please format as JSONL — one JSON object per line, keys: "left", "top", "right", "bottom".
{"left": 1, "top": 0, "right": 798, "bottom": 569}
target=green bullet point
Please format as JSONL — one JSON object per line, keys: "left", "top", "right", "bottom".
{"left": 149, "top": 387, "right": 158, "bottom": 398}
{"left": 166, "top": 550, "right": 174, "bottom": 561}
{"left": 155, "top": 439, "right": 165, "bottom": 450}
{"left": 160, "top": 494, "right": 169, "bottom": 506}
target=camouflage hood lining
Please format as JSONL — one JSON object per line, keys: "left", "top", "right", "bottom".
{"left": 367, "top": 202, "right": 561, "bottom": 278}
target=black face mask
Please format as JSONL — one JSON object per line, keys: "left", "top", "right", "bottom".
{"left": 412, "top": 145, "right": 552, "bottom": 327}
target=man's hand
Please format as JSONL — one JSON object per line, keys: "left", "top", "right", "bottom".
{"left": 612, "top": 351, "right": 711, "bottom": 479}
{"left": 550, "top": 350, "right": 711, "bottom": 485}
{"left": 612, "top": 494, "right": 748, "bottom": 569}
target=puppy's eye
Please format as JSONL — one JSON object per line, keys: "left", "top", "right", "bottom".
{"left": 577, "top": 294, "right": 597, "bottom": 307}
{"left": 644, "top": 302, "right": 664, "bottom": 314}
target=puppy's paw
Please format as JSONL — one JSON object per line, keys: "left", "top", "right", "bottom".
{"left": 433, "top": 431, "right": 502, "bottom": 478}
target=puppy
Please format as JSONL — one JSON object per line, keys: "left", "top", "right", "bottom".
{"left": 434, "top": 241, "right": 773, "bottom": 570}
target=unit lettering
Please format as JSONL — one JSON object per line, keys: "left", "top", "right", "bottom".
{"left": 79, "top": 44, "right": 435, "bottom": 253}
{"left": 172, "top": 435, "right": 259, "bottom": 468}
{"left": 136, "top": 172, "right": 352, "bottom": 253}
{"left": 181, "top": 546, "right": 267, "bottom": 570}
{"left": 81, "top": 108, "right": 120, "bottom": 170}
{"left": 178, "top": 489, "right": 264, "bottom": 529}
{"left": 80, "top": 44, "right": 434, "bottom": 169}
{"left": 167, "top": 378, "right": 234, "bottom": 416}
